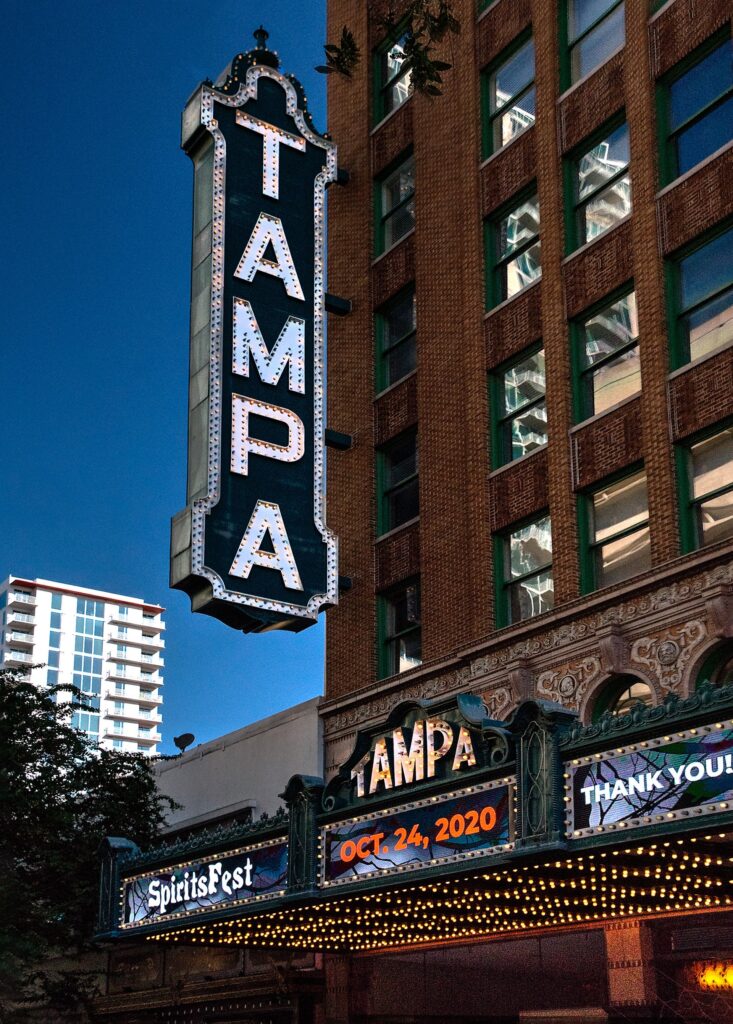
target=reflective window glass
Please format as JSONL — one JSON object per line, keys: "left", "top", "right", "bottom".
{"left": 590, "top": 470, "right": 650, "bottom": 587}
{"left": 503, "top": 515, "right": 554, "bottom": 623}
{"left": 377, "top": 287, "right": 417, "bottom": 390}
{"left": 675, "top": 225, "right": 733, "bottom": 364}
{"left": 574, "top": 122, "right": 631, "bottom": 246}
{"left": 578, "top": 291, "right": 640, "bottom": 417}
{"left": 382, "top": 580, "right": 421, "bottom": 676}
{"left": 380, "top": 430, "right": 419, "bottom": 533}
{"left": 495, "top": 347, "right": 547, "bottom": 463}
{"left": 665, "top": 37, "right": 733, "bottom": 180}
{"left": 379, "top": 156, "right": 415, "bottom": 253}
{"left": 377, "top": 33, "right": 413, "bottom": 121}
{"left": 490, "top": 193, "right": 541, "bottom": 304}
{"left": 690, "top": 426, "right": 733, "bottom": 547}
{"left": 487, "top": 37, "right": 536, "bottom": 152}
{"left": 568, "top": 0, "right": 624, "bottom": 84}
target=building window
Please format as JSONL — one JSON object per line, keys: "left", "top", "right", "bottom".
{"left": 51, "top": 593, "right": 62, "bottom": 611}
{"left": 113, "top": 739, "right": 123, "bottom": 749}
{"left": 696, "top": 641, "right": 733, "bottom": 689}
{"left": 574, "top": 289, "right": 640, "bottom": 419}
{"left": 379, "top": 580, "right": 421, "bottom": 678}
{"left": 376, "top": 154, "right": 415, "bottom": 254}
{"left": 592, "top": 675, "right": 654, "bottom": 720}
{"left": 661, "top": 33, "right": 733, "bottom": 184}
{"left": 72, "top": 710, "right": 99, "bottom": 738}
{"left": 566, "top": 0, "right": 625, "bottom": 86}
{"left": 486, "top": 191, "right": 541, "bottom": 307}
{"left": 491, "top": 346, "right": 547, "bottom": 466}
{"left": 570, "top": 121, "right": 630, "bottom": 249}
{"left": 376, "top": 286, "right": 416, "bottom": 391}
{"left": 483, "top": 34, "right": 536, "bottom": 157}
{"left": 378, "top": 430, "right": 419, "bottom": 534}
{"left": 670, "top": 223, "right": 733, "bottom": 366}
{"left": 680, "top": 425, "right": 733, "bottom": 550}
{"left": 584, "top": 469, "right": 650, "bottom": 590}
{"left": 498, "top": 515, "right": 554, "bottom": 625}
{"left": 375, "top": 30, "right": 412, "bottom": 123}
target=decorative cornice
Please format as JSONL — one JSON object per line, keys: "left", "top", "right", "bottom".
{"left": 121, "top": 808, "right": 289, "bottom": 871}
{"left": 559, "top": 681, "right": 733, "bottom": 751}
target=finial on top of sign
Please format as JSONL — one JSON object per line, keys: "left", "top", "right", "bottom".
{"left": 250, "top": 25, "right": 280, "bottom": 69}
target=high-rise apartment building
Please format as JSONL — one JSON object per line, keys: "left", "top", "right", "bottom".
{"left": 0, "top": 575, "right": 164, "bottom": 754}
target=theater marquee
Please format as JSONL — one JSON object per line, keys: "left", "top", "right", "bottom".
{"left": 171, "top": 40, "right": 338, "bottom": 631}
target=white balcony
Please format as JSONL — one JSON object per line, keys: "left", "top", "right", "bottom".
{"left": 105, "top": 704, "right": 163, "bottom": 725}
{"left": 7, "top": 591, "right": 36, "bottom": 609}
{"left": 106, "top": 648, "right": 164, "bottom": 669}
{"left": 106, "top": 667, "right": 161, "bottom": 686}
{"left": 7, "top": 631, "right": 35, "bottom": 648}
{"left": 108, "top": 631, "right": 165, "bottom": 651}
{"left": 6, "top": 610, "right": 35, "bottom": 627}
{"left": 103, "top": 725, "right": 161, "bottom": 745}
{"left": 3, "top": 649, "right": 33, "bottom": 665}
{"left": 104, "top": 687, "right": 163, "bottom": 707}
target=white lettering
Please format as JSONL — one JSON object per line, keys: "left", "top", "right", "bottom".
{"left": 234, "top": 212, "right": 304, "bottom": 300}
{"left": 232, "top": 297, "right": 305, "bottom": 393}
{"left": 350, "top": 751, "right": 371, "bottom": 799}
{"left": 393, "top": 723, "right": 425, "bottom": 788}
{"left": 148, "top": 880, "right": 161, "bottom": 908}
{"left": 208, "top": 862, "right": 223, "bottom": 896}
{"left": 236, "top": 111, "right": 306, "bottom": 199}
{"left": 369, "top": 737, "right": 394, "bottom": 794}
{"left": 685, "top": 762, "right": 705, "bottom": 782}
{"left": 243, "top": 858, "right": 254, "bottom": 887}
{"left": 668, "top": 764, "right": 686, "bottom": 786}
{"left": 231, "top": 394, "right": 304, "bottom": 476}
{"left": 452, "top": 725, "right": 476, "bottom": 771}
{"left": 426, "top": 719, "right": 453, "bottom": 778}
{"left": 230, "top": 500, "right": 303, "bottom": 590}
{"left": 222, "top": 870, "right": 232, "bottom": 895}
{"left": 232, "top": 866, "right": 244, "bottom": 890}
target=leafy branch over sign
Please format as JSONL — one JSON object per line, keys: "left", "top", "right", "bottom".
{"left": 316, "top": 1, "right": 460, "bottom": 97}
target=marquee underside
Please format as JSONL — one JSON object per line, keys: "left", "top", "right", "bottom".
{"left": 145, "top": 830, "right": 733, "bottom": 954}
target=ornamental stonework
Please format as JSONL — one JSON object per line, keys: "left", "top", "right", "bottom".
{"left": 630, "top": 620, "right": 708, "bottom": 695}
{"left": 536, "top": 657, "right": 603, "bottom": 711}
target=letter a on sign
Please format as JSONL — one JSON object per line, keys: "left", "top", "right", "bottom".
{"left": 230, "top": 501, "right": 303, "bottom": 591}
{"left": 172, "top": 40, "right": 338, "bottom": 632}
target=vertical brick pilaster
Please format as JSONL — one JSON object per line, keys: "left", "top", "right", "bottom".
{"left": 626, "top": 1, "right": 680, "bottom": 565}
{"left": 414, "top": 0, "right": 491, "bottom": 657}
{"left": 532, "top": 0, "right": 579, "bottom": 604}
{"left": 325, "top": 0, "right": 375, "bottom": 700}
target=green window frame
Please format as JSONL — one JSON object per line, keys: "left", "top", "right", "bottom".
{"left": 579, "top": 467, "right": 650, "bottom": 592}
{"left": 378, "top": 579, "right": 422, "bottom": 679}
{"left": 658, "top": 31, "right": 733, "bottom": 187}
{"left": 485, "top": 188, "right": 541, "bottom": 309}
{"left": 490, "top": 344, "right": 547, "bottom": 467}
{"left": 481, "top": 31, "right": 536, "bottom": 159}
{"left": 562, "top": 0, "right": 625, "bottom": 89}
{"left": 667, "top": 222, "right": 733, "bottom": 369}
{"left": 676, "top": 422, "right": 733, "bottom": 553}
{"left": 566, "top": 118, "right": 630, "bottom": 252}
{"left": 375, "top": 285, "right": 417, "bottom": 392}
{"left": 375, "top": 152, "right": 415, "bottom": 256}
{"left": 373, "top": 27, "right": 413, "bottom": 125}
{"left": 572, "top": 286, "right": 640, "bottom": 421}
{"left": 377, "top": 428, "right": 419, "bottom": 535}
{"left": 495, "top": 513, "right": 554, "bottom": 627}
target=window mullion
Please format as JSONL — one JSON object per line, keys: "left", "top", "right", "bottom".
{"left": 576, "top": 163, "right": 629, "bottom": 210}
{"left": 582, "top": 338, "right": 638, "bottom": 375}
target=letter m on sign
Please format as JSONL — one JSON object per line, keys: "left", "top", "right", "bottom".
{"left": 170, "top": 45, "right": 339, "bottom": 632}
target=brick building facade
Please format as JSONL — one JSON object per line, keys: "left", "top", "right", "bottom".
{"left": 319, "top": 0, "right": 733, "bottom": 1017}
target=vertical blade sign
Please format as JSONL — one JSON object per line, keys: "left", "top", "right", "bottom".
{"left": 171, "top": 47, "right": 339, "bottom": 632}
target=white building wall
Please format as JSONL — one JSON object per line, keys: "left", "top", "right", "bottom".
{"left": 155, "top": 696, "right": 322, "bottom": 830}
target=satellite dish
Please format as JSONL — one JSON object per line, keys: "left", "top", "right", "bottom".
{"left": 174, "top": 732, "right": 195, "bottom": 753}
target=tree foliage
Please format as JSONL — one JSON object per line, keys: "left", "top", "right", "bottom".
{"left": 0, "top": 669, "right": 174, "bottom": 1019}
{"left": 317, "top": 1, "right": 460, "bottom": 97}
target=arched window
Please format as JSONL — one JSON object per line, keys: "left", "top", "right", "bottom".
{"left": 696, "top": 641, "right": 733, "bottom": 689}
{"left": 592, "top": 674, "right": 654, "bottom": 720}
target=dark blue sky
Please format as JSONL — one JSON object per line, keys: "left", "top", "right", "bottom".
{"left": 2, "top": 1, "right": 332, "bottom": 753}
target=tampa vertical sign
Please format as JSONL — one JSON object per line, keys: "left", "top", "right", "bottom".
{"left": 171, "top": 37, "right": 339, "bottom": 631}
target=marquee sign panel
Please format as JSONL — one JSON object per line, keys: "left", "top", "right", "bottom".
{"left": 171, "top": 51, "right": 338, "bottom": 632}
{"left": 567, "top": 722, "right": 733, "bottom": 838}
{"left": 321, "top": 778, "right": 515, "bottom": 888}
{"left": 121, "top": 837, "right": 288, "bottom": 930}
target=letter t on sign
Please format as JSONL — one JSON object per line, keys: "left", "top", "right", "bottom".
{"left": 236, "top": 111, "right": 306, "bottom": 199}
